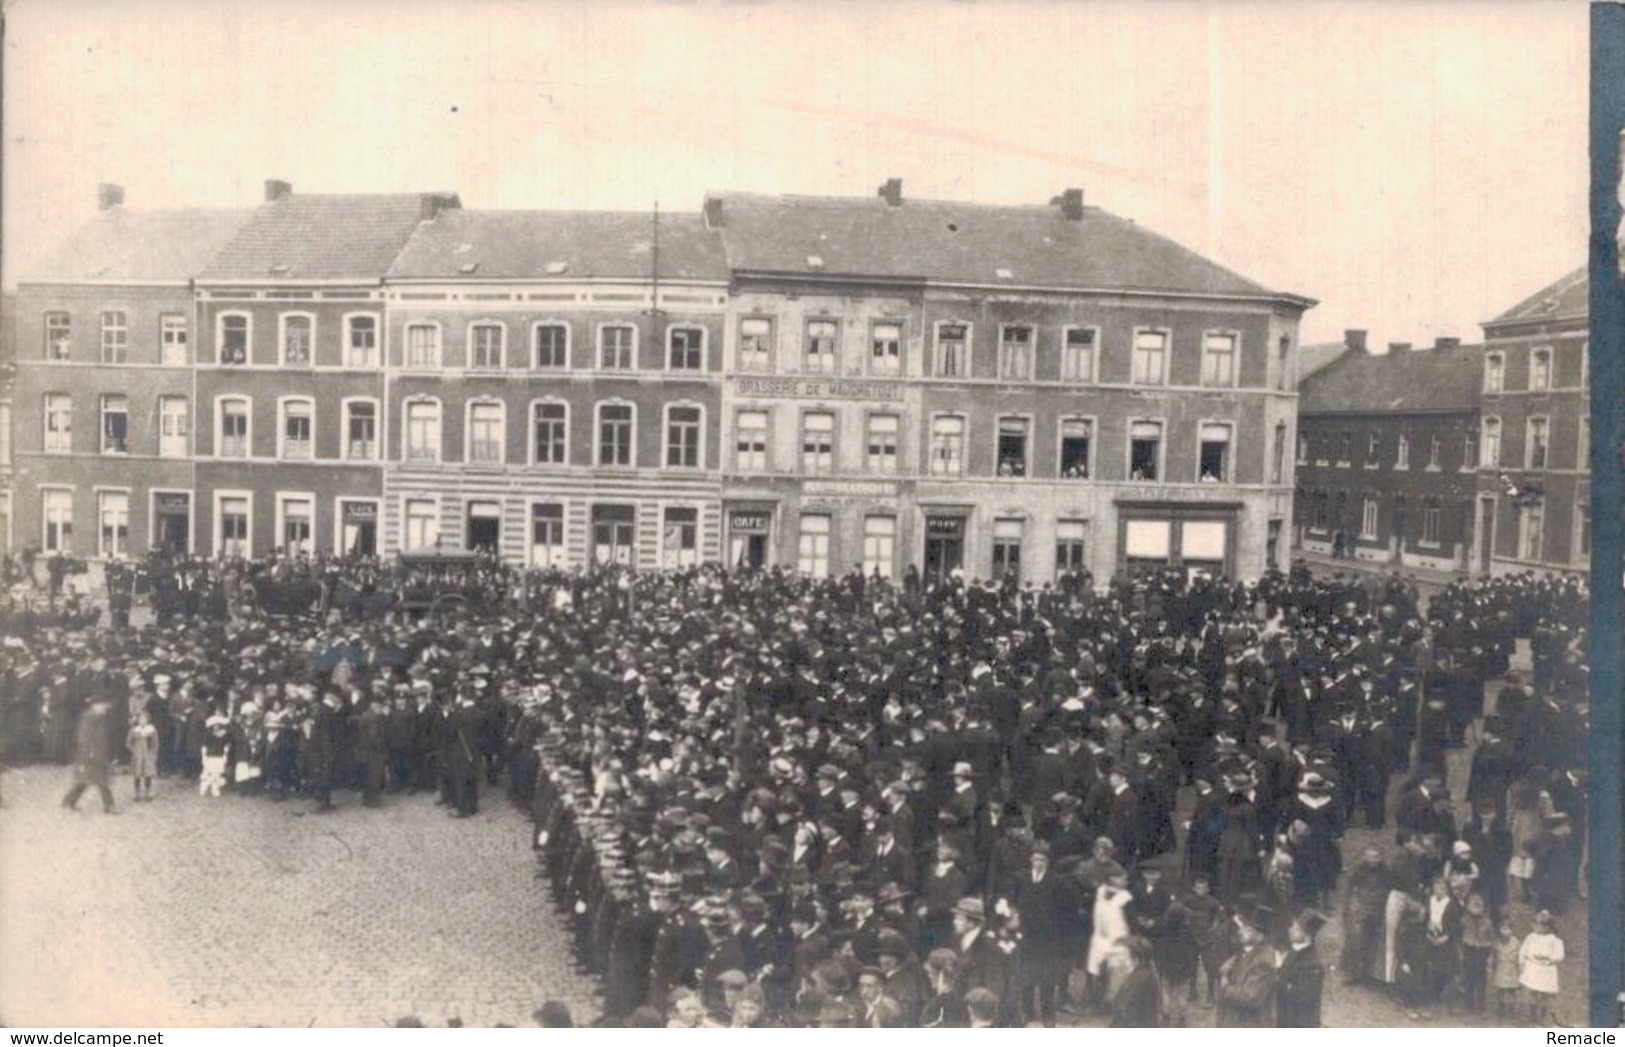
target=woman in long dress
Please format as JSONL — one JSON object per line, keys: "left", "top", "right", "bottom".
{"left": 1517, "top": 910, "right": 1564, "bottom": 1024}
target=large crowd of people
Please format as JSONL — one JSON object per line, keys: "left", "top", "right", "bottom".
{"left": 0, "top": 553, "right": 1589, "bottom": 1027}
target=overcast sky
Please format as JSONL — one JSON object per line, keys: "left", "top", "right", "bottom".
{"left": 3, "top": 0, "right": 1588, "bottom": 345}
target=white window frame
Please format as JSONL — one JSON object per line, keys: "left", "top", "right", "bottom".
{"left": 531, "top": 321, "right": 570, "bottom": 370}
{"left": 1055, "top": 519, "right": 1089, "bottom": 578}
{"left": 41, "top": 486, "right": 74, "bottom": 553}
{"left": 401, "top": 495, "right": 441, "bottom": 552}
{"left": 403, "top": 321, "right": 443, "bottom": 370}
{"left": 1360, "top": 496, "right": 1379, "bottom": 540}
{"left": 866, "top": 412, "right": 900, "bottom": 474}
{"left": 797, "top": 513, "right": 832, "bottom": 578}
{"left": 528, "top": 398, "right": 570, "bottom": 466}
{"left": 216, "top": 311, "right": 252, "bottom": 365}
{"left": 1525, "top": 415, "right": 1550, "bottom": 471}
{"left": 665, "top": 325, "right": 708, "bottom": 372}
{"left": 662, "top": 401, "right": 706, "bottom": 471}
{"left": 929, "top": 413, "right": 967, "bottom": 477}
{"left": 1200, "top": 330, "right": 1241, "bottom": 388}
{"left": 278, "top": 311, "right": 317, "bottom": 367}
{"left": 340, "top": 397, "right": 380, "bottom": 462}
{"left": 869, "top": 320, "right": 904, "bottom": 377}
{"left": 800, "top": 409, "right": 836, "bottom": 475}
{"left": 738, "top": 316, "right": 774, "bottom": 372}
{"left": 159, "top": 313, "right": 189, "bottom": 366}
{"left": 526, "top": 500, "right": 568, "bottom": 568}
{"left": 99, "top": 311, "right": 128, "bottom": 364}
{"left": 994, "top": 414, "right": 1033, "bottom": 478}
{"left": 991, "top": 517, "right": 1025, "bottom": 579}
{"left": 1060, "top": 325, "right": 1100, "bottom": 383}
{"left": 213, "top": 489, "right": 254, "bottom": 559}
{"left": 148, "top": 488, "right": 195, "bottom": 554}
{"left": 1426, "top": 434, "right": 1442, "bottom": 471}
{"left": 44, "top": 312, "right": 71, "bottom": 360}
{"left": 595, "top": 399, "right": 638, "bottom": 468}
{"left": 157, "top": 397, "right": 189, "bottom": 459}
{"left": 932, "top": 320, "right": 972, "bottom": 378}
{"left": 1058, "top": 416, "right": 1096, "bottom": 479}
{"left": 1127, "top": 418, "right": 1166, "bottom": 481}
{"left": 466, "top": 319, "right": 506, "bottom": 371}
{"left": 1528, "top": 347, "right": 1553, "bottom": 392}
{"left": 735, "top": 409, "right": 769, "bottom": 472}
{"left": 1518, "top": 498, "right": 1545, "bottom": 561}
{"left": 1483, "top": 351, "right": 1505, "bottom": 393}
{"left": 464, "top": 399, "right": 507, "bottom": 465}
{"left": 1481, "top": 416, "right": 1502, "bottom": 468}
{"left": 862, "top": 514, "right": 897, "bottom": 578}
{"left": 1395, "top": 432, "right": 1411, "bottom": 470}
{"left": 658, "top": 503, "right": 703, "bottom": 568}
{"left": 402, "top": 396, "right": 443, "bottom": 464}
{"left": 1196, "top": 421, "right": 1234, "bottom": 483}
{"left": 597, "top": 322, "right": 637, "bottom": 371}
{"left": 997, "top": 324, "right": 1035, "bottom": 381}
{"left": 214, "top": 395, "right": 253, "bottom": 459}
{"left": 1420, "top": 501, "right": 1443, "bottom": 547}
{"left": 343, "top": 312, "right": 382, "bottom": 369}
{"left": 276, "top": 396, "right": 316, "bottom": 461}
{"left": 333, "top": 496, "right": 382, "bottom": 557}
{"left": 99, "top": 394, "right": 129, "bottom": 455}
{"left": 804, "top": 318, "right": 839, "bottom": 375}
{"left": 1131, "top": 327, "right": 1170, "bottom": 387}
{"left": 274, "top": 491, "right": 317, "bottom": 557}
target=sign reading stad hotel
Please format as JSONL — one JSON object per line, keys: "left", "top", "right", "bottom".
{"left": 737, "top": 377, "right": 904, "bottom": 402}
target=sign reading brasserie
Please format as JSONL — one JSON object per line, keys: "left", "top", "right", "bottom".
{"left": 737, "top": 377, "right": 903, "bottom": 402}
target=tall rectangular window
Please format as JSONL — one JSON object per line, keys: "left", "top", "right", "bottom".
{"left": 598, "top": 404, "right": 633, "bottom": 466}
{"left": 345, "top": 401, "right": 377, "bottom": 460}
{"left": 1056, "top": 521, "right": 1088, "bottom": 577}
{"left": 100, "top": 395, "right": 129, "bottom": 454}
{"left": 862, "top": 516, "right": 895, "bottom": 578}
{"left": 1132, "top": 330, "right": 1167, "bottom": 385}
{"left": 45, "top": 313, "right": 71, "bottom": 360}
{"left": 590, "top": 504, "right": 636, "bottom": 565}
{"left": 871, "top": 322, "right": 902, "bottom": 376}
{"left": 1520, "top": 500, "right": 1545, "bottom": 561}
{"left": 666, "top": 406, "right": 702, "bottom": 468}
{"left": 220, "top": 315, "right": 248, "bottom": 365}
{"left": 219, "top": 496, "right": 250, "bottom": 557}
{"left": 1428, "top": 434, "right": 1442, "bottom": 469}
{"left": 1201, "top": 332, "right": 1237, "bottom": 386}
{"left": 533, "top": 324, "right": 567, "bottom": 369}
{"left": 668, "top": 328, "right": 704, "bottom": 371}
{"left": 1061, "top": 419, "right": 1092, "bottom": 479}
{"left": 662, "top": 507, "right": 699, "bottom": 567}
{"left": 406, "top": 324, "right": 440, "bottom": 368}
{"left": 992, "top": 519, "right": 1023, "bottom": 579}
{"left": 1463, "top": 430, "right": 1479, "bottom": 470}
{"left": 281, "top": 400, "right": 313, "bottom": 460}
{"left": 159, "top": 397, "right": 189, "bottom": 458}
{"left": 160, "top": 314, "right": 188, "bottom": 365}
{"left": 469, "top": 323, "right": 503, "bottom": 370}
{"left": 797, "top": 514, "right": 831, "bottom": 578}
{"left": 1271, "top": 423, "right": 1287, "bottom": 484}
{"left": 280, "top": 496, "right": 314, "bottom": 556}
{"left": 1481, "top": 419, "right": 1501, "bottom": 468}
{"left": 805, "top": 320, "right": 837, "bottom": 374}
{"left": 1337, "top": 432, "right": 1352, "bottom": 465}
{"left": 931, "top": 416, "right": 965, "bottom": 476}
{"left": 600, "top": 325, "right": 635, "bottom": 370}
{"left": 1527, "top": 417, "right": 1549, "bottom": 470}
{"left": 404, "top": 499, "right": 439, "bottom": 550}
{"left": 1312, "top": 492, "right": 1329, "bottom": 531}
{"left": 1297, "top": 434, "right": 1309, "bottom": 464}
{"left": 998, "top": 326, "right": 1033, "bottom": 380}
{"left": 1484, "top": 353, "right": 1504, "bottom": 392}
{"left": 98, "top": 491, "right": 129, "bottom": 559}
{"left": 935, "top": 324, "right": 968, "bottom": 377}
{"left": 1361, "top": 496, "right": 1379, "bottom": 540}
{"left": 532, "top": 403, "right": 567, "bottom": 464}
{"left": 346, "top": 315, "right": 379, "bottom": 368}
{"left": 405, "top": 401, "right": 441, "bottom": 463}
{"left": 866, "top": 414, "right": 898, "bottom": 474}
{"left": 1396, "top": 432, "right": 1411, "bottom": 469}
{"left": 42, "top": 490, "right": 73, "bottom": 552}
{"left": 1367, "top": 433, "right": 1381, "bottom": 465}
{"left": 739, "top": 318, "right": 773, "bottom": 371}
{"left": 529, "top": 504, "right": 565, "bottom": 567}
{"left": 1579, "top": 416, "right": 1591, "bottom": 470}
{"left": 1529, "top": 348, "right": 1552, "bottom": 391}
{"left": 468, "top": 403, "right": 504, "bottom": 463}
{"left": 1130, "top": 421, "right": 1162, "bottom": 481}
{"left": 100, "top": 312, "right": 127, "bottom": 364}
{"left": 735, "top": 410, "right": 768, "bottom": 472}
{"left": 1422, "top": 503, "right": 1442, "bottom": 545}
{"left": 996, "top": 417, "right": 1029, "bottom": 477}
{"left": 282, "top": 315, "right": 313, "bottom": 366}
{"left": 219, "top": 399, "right": 250, "bottom": 458}
{"left": 801, "top": 412, "right": 834, "bottom": 474}
{"left": 1062, "top": 328, "right": 1096, "bottom": 382}
{"left": 1198, "top": 423, "right": 1231, "bottom": 482}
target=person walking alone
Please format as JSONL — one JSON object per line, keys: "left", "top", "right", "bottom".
{"left": 61, "top": 698, "right": 117, "bottom": 814}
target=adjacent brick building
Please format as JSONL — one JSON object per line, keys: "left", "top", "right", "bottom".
{"left": 1294, "top": 333, "right": 1484, "bottom": 573}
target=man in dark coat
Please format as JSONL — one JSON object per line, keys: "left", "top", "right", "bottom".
{"left": 306, "top": 692, "right": 342, "bottom": 812}
{"left": 60, "top": 698, "right": 116, "bottom": 813}
{"left": 1216, "top": 911, "right": 1276, "bottom": 1027}
{"left": 1109, "top": 937, "right": 1162, "bottom": 1027}
{"left": 1012, "top": 841, "right": 1070, "bottom": 1026}
{"left": 1275, "top": 914, "right": 1325, "bottom": 1027}
{"left": 446, "top": 694, "right": 482, "bottom": 817}
{"left": 356, "top": 697, "right": 388, "bottom": 808}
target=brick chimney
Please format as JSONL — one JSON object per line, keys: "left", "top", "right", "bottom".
{"left": 1435, "top": 336, "right": 1461, "bottom": 350}
{"left": 419, "top": 192, "right": 461, "bottom": 220}
{"left": 1058, "top": 188, "right": 1085, "bottom": 221}
{"left": 264, "top": 179, "right": 292, "bottom": 202}
{"left": 878, "top": 178, "right": 903, "bottom": 207}
{"left": 1343, "top": 329, "right": 1368, "bottom": 353}
{"left": 703, "top": 196, "right": 723, "bottom": 229}
{"left": 97, "top": 183, "right": 124, "bottom": 211}
{"left": 1388, "top": 341, "right": 1412, "bottom": 353}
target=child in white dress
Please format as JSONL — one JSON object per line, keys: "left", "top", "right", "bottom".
{"left": 1517, "top": 910, "right": 1564, "bottom": 1025}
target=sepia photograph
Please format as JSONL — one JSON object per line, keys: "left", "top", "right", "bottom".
{"left": 0, "top": 0, "right": 1600, "bottom": 1031}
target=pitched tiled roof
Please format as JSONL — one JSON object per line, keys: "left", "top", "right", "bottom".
{"left": 23, "top": 207, "right": 254, "bottom": 282}
{"left": 1295, "top": 342, "right": 1351, "bottom": 386}
{"left": 389, "top": 209, "right": 727, "bottom": 281}
{"left": 1487, "top": 267, "right": 1587, "bottom": 326}
{"left": 708, "top": 191, "right": 1308, "bottom": 301}
{"left": 200, "top": 194, "right": 457, "bottom": 281}
{"left": 1298, "top": 343, "right": 1484, "bottom": 414}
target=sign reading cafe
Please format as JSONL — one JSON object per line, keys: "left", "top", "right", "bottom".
{"left": 737, "top": 377, "right": 904, "bottom": 402}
